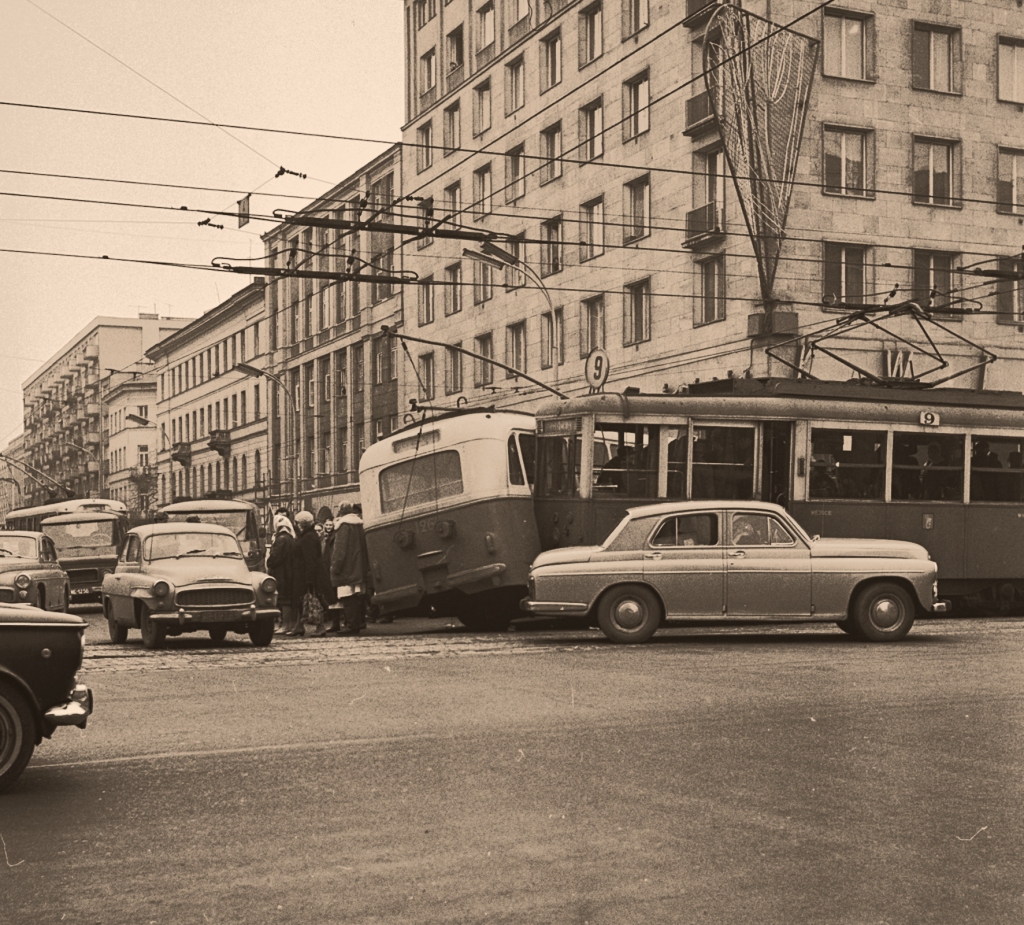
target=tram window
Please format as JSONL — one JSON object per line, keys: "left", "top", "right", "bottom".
{"left": 665, "top": 426, "right": 688, "bottom": 498}
{"left": 379, "top": 450, "right": 464, "bottom": 513}
{"left": 593, "top": 423, "right": 660, "bottom": 497}
{"left": 508, "top": 435, "right": 526, "bottom": 485}
{"left": 691, "top": 426, "right": 754, "bottom": 500}
{"left": 970, "top": 436, "right": 1024, "bottom": 502}
{"left": 651, "top": 513, "right": 718, "bottom": 547}
{"left": 536, "top": 434, "right": 581, "bottom": 498}
{"left": 518, "top": 433, "right": 537, "bottom": 487}
{"left": 892, "top": 432, "right": 964, "bottom": 502}
{"left": 810, "top": 429, "right": 886, "bottom": 500}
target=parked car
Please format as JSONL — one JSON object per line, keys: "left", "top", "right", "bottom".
{"left": 101, "top": 523, "right": 280, "bottom": 650}
{"left": 0, "top": 532, "right": 70, "bottom": 612}
{"left": 0, "top": 603, "right": 93, "bottom": 793}
{"left": 521, "top": 501, "right": 947, "bottom": 644}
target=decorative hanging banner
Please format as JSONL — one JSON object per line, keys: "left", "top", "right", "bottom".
{"left": 238, "top": 194, "right": 250, "bottom": 228}
{"left": 703, "top": 5, "right": 819, "bottom": 311}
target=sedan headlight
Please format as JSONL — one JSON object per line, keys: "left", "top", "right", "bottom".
{"left": 152, "top": 581, "right": 170, "bottom": 598}
{"left": 15, "top": 574, "right": 31, "bottom": 590}
{"left": 260, "top": 577, "right": 277, "bottom": 596}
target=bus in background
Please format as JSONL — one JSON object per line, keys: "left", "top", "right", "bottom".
{"left": 359, "top": 409, "right": 538, "bottom": 631}
{"left": 40, "top": 511, "right": 128, "bottom": 604}
{"left": 532, "top": 378, "right": 1024, "bottom": 613}
{"left": 157, "top": 499, "right": 266, "bottom": 571}
{"left": 4, "top": 498, "right": 128, "bottom": 533}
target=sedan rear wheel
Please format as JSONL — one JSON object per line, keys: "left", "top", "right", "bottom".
{"left": 597, "top": 584, "right": 662, "bottom": 644}
{"left": 851, "top": 581, "right": 915, "bottom": 642}
{"left": 0, "top": 681, "right": 36, "bottom": 794}
{"left": 140, "top": 607, "right": 166, "bottom": 650}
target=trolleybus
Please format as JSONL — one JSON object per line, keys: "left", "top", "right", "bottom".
{"left": 157, "top": 499, "right": 266, "bottom": 571}
{"left": 532, "top": 378, "right": 1024, "bottom": 611}
{"left": 359, "top": 409, "right": 537, "bottom": 630}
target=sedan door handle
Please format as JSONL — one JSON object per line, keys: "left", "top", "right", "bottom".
{"left": 643, "top": 553, "right": 663, "bottom": 560}
{"left": 728, "top": 550, "right": 746, "bottom": 558}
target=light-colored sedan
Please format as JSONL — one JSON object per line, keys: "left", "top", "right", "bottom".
{"left": 101, "top": 523, "right": 279, "bottom": 649}
{"left": 0, "top": 532, "right": 70, "bottom": 612}
{"left": 521, "top": 501, "right": 947, "bottom": 644}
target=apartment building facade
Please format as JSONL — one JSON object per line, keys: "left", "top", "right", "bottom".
{"left": 146, "top": 281, "right": 269, "bottom": 509}
{"left": 104, "top": 375, "right": 158, "bottom": 516}
{"left": 398, "top": 0, "right": 1024, "bottom": 416}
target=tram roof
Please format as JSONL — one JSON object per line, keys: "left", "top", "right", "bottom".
{"left": 536, "top": 378, "right": 1024, "bottom": 417}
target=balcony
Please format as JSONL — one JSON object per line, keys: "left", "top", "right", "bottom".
{"left": 418, "top": 85, "right": 436, "bottom": 111}
{"left": 207, "top": 429, "right": 231, "bottom": 459}
{"left": 476, "top": 42, "right": 495, "bottom": 67}
{"left": 170, "top": 443, "right": 193, "bottom": 468}
{"left": 684, "top": 0, "right": 728, "bottom": 27}
{"left": 84, "top": 345, "right": 99, "bottom": 361}
{"left": 86, "top": 460, "right": 100, "bottom": 474}
{"left": 446, "top": 62, "right": 465, "bottom": 93}
{"left": 85, "top": 402, "right": 100, "bottom": 418}
{"left": 684, "top": 203, "right": 726, "bottom": 245}
{"left": 508, "top": 15, "right": 532, "bottom": 44}
{"left": 685, "top": 91, "right": 718, "bottom": 136}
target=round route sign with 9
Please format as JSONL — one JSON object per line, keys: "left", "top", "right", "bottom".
{"left": 585, "top": 348, "right": 610, "bottom": 390}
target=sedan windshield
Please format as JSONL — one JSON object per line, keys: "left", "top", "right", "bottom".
{"left": 144, "top": 532, "right": 244, "bottom": 561}
{"left": 0, "top": 536, "right": 37, "bottom": 559}
{"left": 44, "top": 520, "right": 116, "bottom": 556}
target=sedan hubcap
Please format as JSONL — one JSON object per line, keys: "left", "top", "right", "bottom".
{"left": 614, "top": 599, "right": 644, "bottom": 630}
{"left": 871, "top": 597, "right": 902, "bottom": 629}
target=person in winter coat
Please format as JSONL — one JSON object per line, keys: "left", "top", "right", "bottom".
{"left": 329, "top": 503, "right": 372, "bottom": 635}
{"left": 311, "top": 518, "right": 340, "bottom": 637}
{"left": 294, "top": 511, "right": 332, "bottom": 636}
{"left": 267, "top": 514, "right": 299, "bottom": 635}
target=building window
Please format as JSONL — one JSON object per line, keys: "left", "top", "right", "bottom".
{"left": 623, "top": 70, "right": 650, "bottom": 140}
{"left": 913, "top": 250, "right": 958, "bottom": 313}
{"left": 995, "top": 256, "right": 1024, "bottom": 324}
{"left": 541, "top": 31, "right": 562, "bottom": 92}
{"left": 138, "top": 445, "right": 149, "bottom": 467}
{"left": 506, "top": 144, "right": 526, "bottom": 201}
{"left": 998, "top": 37, "right": 1024, "bottom": 103}
{"left": 997, "top": 147, "right": 1024, "bottom": 214}
{"left": 912, "top": 23, "right": 960, "bottom": 94}
{"left": 417, "top": 121, "right": 433, "bottom": 172}
{"left": 505, "top": 234, "right": 527, "bottom": 289}
{"left": 478, "top": 2, "right": 495, "bottom": 48}
{"left": 473, "top": 163, "right": 493, "bottom": 218}
{"left": 823, "top": 243, "right": 866, "bottom": 308}
{"left": 414, "top": 0, "right": 436, "bottom": 30}
{"left": 580, "top": 3, "right": 603, "bottom": 67}
{"left": 443, "top": 102, "right": 460, "bottom": 155}
{"left": 579, "top": 98, "right": 604, "bottom": 160}
{"left": 506, "top": 56, "right": 525, "bottom": 113}
{"left": 512, "top": 0, "right": 530, "bottom": 24}
{"left": 417, "top": 197, "right": 434, "bottom": 250}
{"left": 444, "top": 180, "right": 462, "bottom": 217}
{"left": 581, "top": 295, "right": 605, "bottom": 355}
{"left": 912, "top": 137, "right": 957, "bottom": 206}
{"left": 624, "top": 175, "right": 650, "bottom": 243}
{"left": 473, "top": 259, "right": 494, "bottom": 304}
{"left": 474, "top": 333, "right": 494, "bottom": 387}
{"left": 823, "top": 10, "right": 871, "bottom": 80}
{"left": 418, "top": 352, "right": 435, "bottom": 400}
{"left": 420, "top": 47, "right": 437, "bottom": 93}
{"left": 541, "top": 217, "right": 563, "bottom": 277}
{"left": 623, "top": 278, "right": 651, "bottom": 345}
{"left": 697, "top": 257, "right": 725, "bottom": 326}
{"left": 580, "top": 197, "right": 605, "bottom": 261}
{"left": 506, "top": 321, "right": 527, "bottom": 377}
{"left": 540, "top": 122, "right": 563, "bottom": 184}
{"left": 444, "top": 262, "right": 463, "bottom": 315}
{"left": 623, "top": 0, "right": 648, "bottom": 39}
{"left": 447, "top": 24, "right": 464, "bottom": 69}
{"left": 540, "top": 307, "right": 565, "bottom": 369}
{"left": 473, "top": 80, "right": 492, "bottom": 134}
{"left": 418, "top": 277, "right": 435, "bottom": 326}
{"left": 445, "top": 344, "right": 464, "bottom": 394}
{"left": 823, "top": 127, "right": 870, "bottom": 197}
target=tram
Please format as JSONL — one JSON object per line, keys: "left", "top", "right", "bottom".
{"left": 358, "top": 408, "right": 538, "bottom": 630}
{"left": 532, "top": 378, "right": 1024, "bottom": 611}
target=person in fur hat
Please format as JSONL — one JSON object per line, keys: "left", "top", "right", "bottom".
{"left": 267, "top": 513, "right": 299, "bottom": 635}
{"left": 329, "top": 503, "right": 372, "bottom": 635}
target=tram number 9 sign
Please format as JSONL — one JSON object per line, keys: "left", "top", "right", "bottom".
{"left": 919, "top": 411, "right": 941, "bottom": 427}
{"left": 585, "top": 348, "right": 611, "bottom": 391}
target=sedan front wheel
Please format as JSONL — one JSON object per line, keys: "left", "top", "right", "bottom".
{"left": 850, "top": 581, "right": 915, "bottom": 642}
{"left": 0, "top": 681, "right": 36, "bottom": 794}
{"left": 597, "top": 584, "right": 662, "bottom": 644}
{"left": 140, "top": 607, "right": 166, "bottom": 650}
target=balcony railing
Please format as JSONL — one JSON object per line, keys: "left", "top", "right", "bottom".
{"left": 684, "top": 203, "right": 726, "bottom": 244}
{"left": 446, "top": 62, "right": 465, "bottom": 93}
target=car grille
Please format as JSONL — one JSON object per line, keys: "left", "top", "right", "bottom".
{"left": 0, "top": 589, "right": 14, "bottom": 603}
{"left": 175, "top": 588, "right": 254, "bottom": 607}
{"left": 67, "top": 568, "right": 100, "bottom": 583}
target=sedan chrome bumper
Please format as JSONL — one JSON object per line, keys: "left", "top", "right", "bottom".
{"left": 932, "top": 601, "right": 949, "bottom": 613}
{"left": 44, "top": 683, "right": 93, "bottom": 730}
{"left": 152, "top": 607, "right": 280, "bottom": 624}
{"left": 520, "top": 599, "right": 589, "bottom": 615}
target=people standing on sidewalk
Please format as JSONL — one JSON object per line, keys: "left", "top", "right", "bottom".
{"left": 330, "top": 503, "right": 372, "bottom": 635}
{"left": 314, "top": 516, "right": 342, "bottom": 637}
{"left": 267, "top": 513, "right": 299, "bottom": 635}
{"left": 294, "top": 510, "right": 331, "bottom": 637}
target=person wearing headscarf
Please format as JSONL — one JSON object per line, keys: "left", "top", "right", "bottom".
{"left": 267, "top": 513, "right": 299, "bottom": 635}
{"left": 311, "top": 517, "right": 340, "bottom": 636}
{"left": 294, "top": 510, "right": 331, "bottom": 636}
{"left": 330, "top": 502, "right": 372, "bottom": 635}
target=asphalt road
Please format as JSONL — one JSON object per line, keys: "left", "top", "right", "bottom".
{"left": 2, "top": 614, "right": 1023, "bottom": 925}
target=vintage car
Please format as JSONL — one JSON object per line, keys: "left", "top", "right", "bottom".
{"left": 42, "top": 511, "right": 126, "bottom": 604}
{"left": 0, "top": 603, "right": 93, "bottom": 793}
{"left": 101, "top": 523, "right": 279, "bottom": 649}
{"left": 521, "top": 501, "right": 947, "bottom": 644}
{"left": 0, "top": 532, "right": 70, "bottom": 612}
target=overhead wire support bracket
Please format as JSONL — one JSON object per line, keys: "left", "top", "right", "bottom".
{"left": 270, "top": 210, "right": 508, "bottom": 244}
{"left": 211, "top": 260, "right": 417, "bottom": 286}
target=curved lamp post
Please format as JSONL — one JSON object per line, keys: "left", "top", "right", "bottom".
{"left": 234, "top": 363, "right": 299, "bottom": 508}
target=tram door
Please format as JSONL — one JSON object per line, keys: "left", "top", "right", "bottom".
{"left": 761, "top": 422, "right": 793, "bottom": 507}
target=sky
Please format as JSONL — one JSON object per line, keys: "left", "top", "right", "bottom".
{"left": 0, "top": 0, "right": 405, "bottom": 446}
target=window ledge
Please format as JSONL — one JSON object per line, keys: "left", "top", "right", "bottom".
{"left": 910, "top": 86, "right": 963, "bottom": 97}
{"left": 910, "top": 200, "right": 963, "bottom": 210}
{"left": 821, "top": 189, "right": 876, "bottom": 201}
{"left": 821, "top": 74, "right": 878, "bottom": 85}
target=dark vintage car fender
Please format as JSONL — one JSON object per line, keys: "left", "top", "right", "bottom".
{"left": 0, "top": 604, "right": 93, "bottom": 793}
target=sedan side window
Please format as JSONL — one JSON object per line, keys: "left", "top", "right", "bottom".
{"left": 42, "top": 537, "right": 57, "bottom": 562}
{"left": 730, "top": 513, "right": 770, "bottom": 546}
{"left": 123, "top": 536, "right": 141, "bottom": 563}
{"left": 651, "top": 513, "right": 718, "bottom": 547}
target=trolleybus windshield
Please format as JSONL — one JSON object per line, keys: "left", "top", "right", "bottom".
{"left": 44, "top": 519, "right": 117, "bottom": 555}
{"left": 164, "top": 510, "right": 247, "bottom": 542}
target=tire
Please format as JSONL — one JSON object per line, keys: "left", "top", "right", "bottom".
{"left": 453, "top": 588, "right": 516, "bottom": 632}
{"left": 140, "top": 606, "right": 166, "bottom": 650}
{"left": 208, "top": 627, "right": 228, "bottom": 643}
{"left": 248, "top": 619, "right": 274, "bottom": 647}
{"left": 850, "top": 581, "right": 916, "bottom": 642}
{"left": 835, "top": 617, "right": 860, "bottom": 637}
{"left": 597, "top": 584, "right": 662, "bottom": 644}
{"left": 62, "top": 585, "right": 71, "bottom": 613}
{"left": 0, "top": 681, "right": 36, "bottom": 794}
{"left": 106, "top": 598, "right": 128, "bottom": 644}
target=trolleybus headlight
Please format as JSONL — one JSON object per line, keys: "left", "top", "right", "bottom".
{"left": 152, "top": 581, "right": 170, "bottom": 598}
{"left": 436, "top": 520, "right": 456, "bottom": 540}
{"left": 14, "top": 574, "right": 31, "bottom": 590}
{"left": 395, "top": 530, "right": 415, "bottom": 550}
{"left": 260, "top": 577, "right": 277, "bottom": 596}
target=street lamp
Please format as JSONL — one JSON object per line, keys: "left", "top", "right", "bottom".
{"left": 463, "top": 243, "right": 554, "bottom": 313}
{"left": 126, "top": 413, "right": 171, "bottom": 450}
{"left": 234, "top": 363, "right": 299, "bottom": 509}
